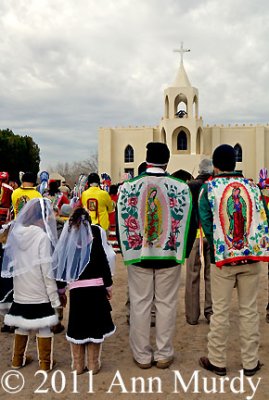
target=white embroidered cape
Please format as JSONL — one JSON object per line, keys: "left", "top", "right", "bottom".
{"left": 207, "top": 177, "right": 269, "bottom": 267}
{"left": 117, "top": 175, "right": 192, "bottom": 265}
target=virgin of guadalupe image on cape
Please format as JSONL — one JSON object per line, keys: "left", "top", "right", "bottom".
{"left": 226, "top": 186, "right": 248, "bottom": 250}
{"left": 144, "top": 188, "right": 162, "bottom": 247}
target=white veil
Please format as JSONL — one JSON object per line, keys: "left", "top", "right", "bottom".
{"left": 1, "top": 197, "right": 58, "bottom": 278}
{"left": 51, "top": 216, "right": 93, "bottom": 282}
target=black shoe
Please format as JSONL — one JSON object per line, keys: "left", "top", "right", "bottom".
{"left": 199, "top": 356, "right": 227, "bottom": 376}
{"left": 1, "top": 324, "right": 11, "bottom": 333}
{"left": 243, "top": 361, "right": 262, "bottom": 376}
{"left": 205, "top": 313, "right": 213, "bottom": 324}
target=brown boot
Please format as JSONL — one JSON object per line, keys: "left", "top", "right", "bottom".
{"left": 36, "top": 335, "right": 55, "bottom": 371}
{"left": 70, "top": 343, "right": 86, "bottom": 375}
{"left": 12, "top": 333, "right": 33, "bottom": 369}
{"left": 87, "top": 343, "right": 102, "bottom": 374}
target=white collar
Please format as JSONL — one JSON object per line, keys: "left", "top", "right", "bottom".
{"left": 146, "top": 167, "right": 165, "bottom": 174}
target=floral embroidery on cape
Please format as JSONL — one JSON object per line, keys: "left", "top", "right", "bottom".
{"left": 207, "top": 177, "right": 269, "bottom": 267}
{"left": 117, "top": 175, "right": 192, "bottom": 265}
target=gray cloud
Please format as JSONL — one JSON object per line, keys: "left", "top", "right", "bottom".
{"left": 0, "top": 0, "right": 268, "bottom": 169}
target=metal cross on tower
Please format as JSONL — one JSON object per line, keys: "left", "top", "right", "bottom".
{"left": 173, "top": 42, "right": 190, "bottom": 64}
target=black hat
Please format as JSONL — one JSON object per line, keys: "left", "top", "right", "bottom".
{"left": 21, "top": 172, "right": 37, "bottom": 184}
{"left": 138, "top": 162, "right": 147, "bottom": 175}
{"left": 146, "top": 142, "right": 170, "bottom": 166}
{"left": 87, "top": 173, "right": 100, "bottom": 185}
{"left": 212, "top": 144, "right": 236, "bottom": 172}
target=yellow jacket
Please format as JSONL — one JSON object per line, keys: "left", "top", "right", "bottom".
{"left": 12, "top": 186, "right": 42, "bottom": 217}
{"left": 81, "top": 186, "right": 114, "bottom": 231}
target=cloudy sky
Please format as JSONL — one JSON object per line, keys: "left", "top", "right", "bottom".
{"left": 0, "top": 0, "right": 268, "bottom": 169}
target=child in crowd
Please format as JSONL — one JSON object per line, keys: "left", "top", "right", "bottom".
{"left": 2, "top": 198, "right": 60, "bottom": 371}
{"left": 52, "top": 207, "right": 115, "bottom": 375}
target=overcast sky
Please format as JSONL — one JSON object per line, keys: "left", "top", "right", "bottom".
{"left": 0, "top": 0, "right": 268, "bottom": 170}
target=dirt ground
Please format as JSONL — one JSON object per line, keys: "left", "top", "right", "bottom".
{"left": 0, "top": 255, "right": 268, "bottom": 400}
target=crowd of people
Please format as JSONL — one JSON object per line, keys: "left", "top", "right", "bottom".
{"left": 0, "top": 141, "right": 269, "bottom": 378}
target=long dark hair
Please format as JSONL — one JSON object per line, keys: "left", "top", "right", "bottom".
{"left": 68, "top": 207, "right": 91, "bottom": 231}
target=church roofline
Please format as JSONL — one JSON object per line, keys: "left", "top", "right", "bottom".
{"left": 99, "top": 122, "right": 269, "bottom": 130}
{"left": 204, "top": 123, "right": 269, "bottom": 128}
{"left": 99, "top": 125, "right": 159, "bottom": 129}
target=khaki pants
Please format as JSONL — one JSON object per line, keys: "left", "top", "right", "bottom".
{"left": 208, "top": 262, "right": 261, "bottom": 370}
{"left": 185, "top": 238, "right": 212, "bottom": 323}
{"left": 128, "top": 265, "right": 181, "bottom": 364}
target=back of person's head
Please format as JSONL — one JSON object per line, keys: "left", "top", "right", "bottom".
{"left": 21, "top": 172, "right": 37, "bottom": 186}
{"left": 87, "top": 173, "right": 100, "bottom": 186}
{"left": 69, "top": 207, "right": 91, "bottom": 230}
{"left": 20, "top": 198, "right": 53, "bottom": 228}
{"left": 60, "top": 204, "right": 72, "bottom": 217}
{"left": 172, "top": 169, "right": 193, "bottom": 182}
{"left": 138, "top": 162, "right": 147, "bottom": 175}
{"left": 22, "top": 199, "right": 43, "bottom": 226}
{"left": 48, "top": 180, "right": 60, "bottom": 195}
{"left": 109, "top": 184, "right": 118, "bottom": 195}
{"left": 212, "top": 144, "right": 236, "bottom": 172}
{"left": 198, "top": 159, "right": 213, "bottom": 175}
{"left": 146, "top": 142, "right": 170, "bottom": 166}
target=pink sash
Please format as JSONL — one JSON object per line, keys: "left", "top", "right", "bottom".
{"left": 69, "top": 278, "right": 104, "bottom": 290}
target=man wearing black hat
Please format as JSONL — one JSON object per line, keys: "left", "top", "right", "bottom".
{"left": 198, "top": 144, "right": 269, "bottom": 377}
{"left": 81, "top": 173, "right": 114, "bottom": 232}
{"left": 11, "top": 172, "right": 42, "bottom": 218}
{"left": 117, "top": 142, "right": 195, "bottom": 369}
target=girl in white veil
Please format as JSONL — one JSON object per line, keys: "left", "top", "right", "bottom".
{"left": 2, "top": 198, "right": 60, "bottom": 371}
{"left": 52, "top": 207, "right": 115, "bottom": 375}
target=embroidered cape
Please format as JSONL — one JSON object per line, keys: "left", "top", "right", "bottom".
{"left": 117, "top": 175, "right": 192, "bottom": 265}
{"left": 207, "top": 177, "right": 269, "bottom": 267}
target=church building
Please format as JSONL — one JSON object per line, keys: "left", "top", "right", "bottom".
{"left": 98, "top": 44, "right": 269, "bottom": 183}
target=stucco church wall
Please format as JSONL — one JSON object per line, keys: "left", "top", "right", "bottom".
{"left": 219, "top": 126, "right": 256, "bottom": 178}
{"left": 99, "top": 127, "right": 157, "bottom": 183}
{"left": 98, "top": 128, "right": 112, "bottom": 174}
{"left": 264, "top": 127, "right": 269, "bottom": 172}
{"left": 201, "top": 127, "right": 212, "bottom": 155}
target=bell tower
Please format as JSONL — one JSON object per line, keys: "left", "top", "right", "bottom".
{"left": 159, "top": 43, "right": 204, "bottom": 174}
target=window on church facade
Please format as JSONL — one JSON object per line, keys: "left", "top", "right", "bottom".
{"left": 177, "top": 131, "right": 188, "bottom": 150}
{"left": 124, "top": 145, "right": 134, "bottom": 163}
{"left": 234, "top": 144, "right": 242, "bottom": 162}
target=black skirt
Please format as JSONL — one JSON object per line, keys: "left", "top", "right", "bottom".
{"left": 5, "top": 301, "right": 58, "bottom": 330}
{"left": 0, "top": 277, "right": 13, "bottom": 314}
{"left": 66, "top": 286, "right": 115, "bottom": 344}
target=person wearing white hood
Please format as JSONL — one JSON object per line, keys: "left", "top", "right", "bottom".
{"left": 1, "top": 198, "right": 60, "bottom": 371}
